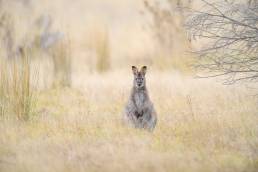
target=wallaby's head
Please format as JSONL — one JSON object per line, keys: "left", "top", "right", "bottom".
{"left": 132, "top": 66, "right": 147, "bottom": 89}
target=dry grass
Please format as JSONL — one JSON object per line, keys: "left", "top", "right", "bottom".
{"left": 51, "top": 39, "right": 72, "bottom": 88}
{"left": 0, "top": 71, "right": 257, "bottom": 172}
{"left": 0, "top": 49, "right": 37, "bottom": 120}
{"left": 94, "top": 27, "right": 111, "bottom": 73}
{"left": 0, "top": 1, "right": 257, "bottom": 172}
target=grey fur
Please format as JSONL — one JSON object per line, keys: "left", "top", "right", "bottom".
{"left": 123, "top": 66, "right": 157, "bottom": 131}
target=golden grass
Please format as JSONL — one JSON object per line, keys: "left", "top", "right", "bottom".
{"left": 0, "top": 49, "right": 37, "bottom": 120}
{"left": 0, "top": 1, "right": 257, "bottom": 171}
{"left": 0, "top": 71, "right": 257, "bottom": 172}
{"left": 51, "top": 39, "right": 72, "bottom": 88}
{"left": 94, "top": 27, "right": 111, "bottom": 73}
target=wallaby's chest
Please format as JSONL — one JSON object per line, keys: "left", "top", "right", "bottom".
{"left": 133, "top": 92, "right": 145, "bottom": 109}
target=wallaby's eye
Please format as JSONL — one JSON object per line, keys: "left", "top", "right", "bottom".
{"left": 135, "top": 77, "right": 144, "bottom": 85}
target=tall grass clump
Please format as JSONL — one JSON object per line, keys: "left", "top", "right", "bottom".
{"left": 52, "top": 40, "right": 72, "bottom": 87}
{"left": 51, "top": 39, "right": 72, "bottom": 88}
{"left": 95, "top": 28, "right": 111, "bottom": 73}
{"left": 0, "top": 59, "right": 8, "bottom": 117}
{"left": 0, "top": 48, "right": 37, "bottom": 120}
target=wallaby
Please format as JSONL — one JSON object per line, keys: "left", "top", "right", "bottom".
{"left": 123, "top": 66, "right": 157, "bottom": 131}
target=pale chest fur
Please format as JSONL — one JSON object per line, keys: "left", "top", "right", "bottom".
{"left": 133, "top": 92, "right": 145, "bottom": 110}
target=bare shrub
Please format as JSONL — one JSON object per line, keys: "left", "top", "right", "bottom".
{"left": 0, "top": 13, "right": 16, "bottom": 59}
{"left": 185, "top": 0, "right": 258, "bottom": 84}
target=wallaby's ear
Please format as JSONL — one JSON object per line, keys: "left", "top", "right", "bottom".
{"left": 132, "top": 66, "right": 138, "bottom": 75}
{"left": 140, "top": 66, "right": 147, "bottom": 75}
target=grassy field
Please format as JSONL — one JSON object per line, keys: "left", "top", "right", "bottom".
{"left": 0, "top": 0, "right": 258, "bottom": 172}
{"left": 0, "top": 70, "right": 257, "bottom": 172}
